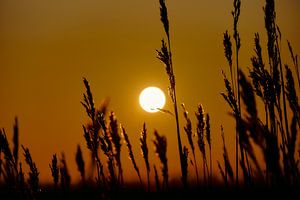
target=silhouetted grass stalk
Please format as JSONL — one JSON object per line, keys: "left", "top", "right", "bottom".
{"left": 157, "top": 0, "right": 185, "bottom": 186}
{"left": 76, "top": 145, "right": 85, "bottom": 184}
{"left": 217, "top": 126, "right": 234, "bottom": 186}
{"left": 22, "top": 145, "right": 39, "bottom": 193}
{"left": 49, "top": 154, "right": 59, "bottom": 188}
{"left": 232, "top": 0, "right": 242, "bottom": 186}
{"left": 195, "top": 104, "right": 208, "bottom": 184}
{"left": 287, "top": 41, "right": 300, "bottom": 88}
{"left": 109, "top": 111, "right": 123, "bottom": 185}
{"left": 121, "top": 125, "right": 142, "bottom": 185}
{"left": 140, "top": 123, "right": 150, "bottom": 191}
{"left": 206, "top": 114, "right": 212, "bottom": 185}
{"left": 181, "top": 104, "right": 199, "bottom": 185}
{"left": 81, "top": 78, "right": 106, "bottom": 187}
{"left": 153, "top": 130, "right": 168, "bottom": 190}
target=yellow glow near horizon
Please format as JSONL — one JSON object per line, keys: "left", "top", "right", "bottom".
{"left": 139, "top": 87, "right": 166, "bottom": 113}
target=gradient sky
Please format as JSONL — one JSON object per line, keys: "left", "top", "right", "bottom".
{"left": 1, "top": 0, "right": 299, "bottom": 184}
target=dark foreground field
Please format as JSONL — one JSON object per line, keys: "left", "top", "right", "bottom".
{"left": 1, "top": 183, "right": 299, "bottom": 200}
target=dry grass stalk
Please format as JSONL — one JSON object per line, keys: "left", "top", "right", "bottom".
{"left": 157, "top": 0, "right": 185, "bottom": 186}
{"left": 60, "top": 153, "right": 71, "bottom": 190}
{"left": 181, "top": 103, "right": 199, "bottom": 184}
{"left": 140, "top": 123, "right": 150, "bottom": 190}
{"left": 285, "top": 65, "right": 300, "bottom": 126}
{"left": 121, "top": 125, "right": 142, "bottom": 184}
{"left": 76, "top": 145, "right": 85, "bottom": 183}
{"left": 153, "top": 130, "right": 168, "bottom": 190}
{"left": 49, "top": 154, "right": 59, "bottom": 188}
{"left": 223, "top": 31, "right": 234, "bottom": 95}
{"left": 0, "top": 128, "right": 17, "bottom": 187}
{"left": 109, "top": 111, "right": 123, "bottom": 184}
{"left": 22, "top": 145, "right": 39, "bottom": 193}
{"left": 13, "top": 117, "right": 19, "bottom": 169}
{"left": 81, "top": 77, "right": 106, "bottom": 187}
{"left": 195, "top": 104, "right": 208, "bottom": 184}
{"left": 98, "top": 119, "right": 117, "bottom": 188}
{"left": 287, "top": 40, "right": 300, "bottom": 87}
{"left": 222, "top": 0, "right": 242, "bottom": 186}
{"left": 205, "top": 114, "right": 212, "bottom": 185}
{"left": 285, "top": 65, "right": 300, "bottom": 182}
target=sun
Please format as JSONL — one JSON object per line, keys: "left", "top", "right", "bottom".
{"left": 139, "top": 86, "right": 166, "bottom": 113}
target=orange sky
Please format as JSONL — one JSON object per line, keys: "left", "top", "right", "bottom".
{"left": 0, "top": 0, "right": 299, "bottom": 184}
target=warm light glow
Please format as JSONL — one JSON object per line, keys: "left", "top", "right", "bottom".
{"left": 139, "top": 87, "right": 166, "bottom": 113}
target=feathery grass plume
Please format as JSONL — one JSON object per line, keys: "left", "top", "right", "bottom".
{"left": 195, "top": 104, "right": 208, "bottom": 184}
{"left": 249, "top": 33, "right": 266, "bottom": 101}
{"left": 49, "top": 154, "right": 59, "bottom": 188}
{"left": 157, "top": 40, "right": 174, "bottom": 94}
{"left": 285, "top": 65, "right": 300, "bottom": 126}
{"left": 232, "top": 0, "right": 241, "bottom": 115}
{"left": 206, "top": 114, "right": 211, "bottom": 149}
{"left": 60, "top": 153, "right": 71, "bottom": 191}
{"left": 222, "top": 71, "right": 251, "bottom": 185}
{"left": 140, "top": 123, "right": 150, "bottom": 190}
{"left": 249, "top": 52, "right": 281, "bottom": 184}
{"left": 13, "top": 117, "right": 19, "bottom": 168}
{"left": 264, "top": 0, "right": 276, "bottom": 66}
{"left": 22, "top": 145, "right": 39, "bottom": 193}
{"left": 81, "top": 78, "right": 105, "bottom": 187}
{"left": 153, "top": 130, "right": 168, "bottom": 190}
{"left": 98, "top": 118, "right": 116, "bottom": 188}
{"left": 0, "top": 128, "right": 17, "bottom": 187}
{"left": 239, "top": 70, "right": 262, "bottom": 176}
{"left": 263, "top": 0, "right": 291, "bottom": 184}
{"left": 240, "top": 71, "right": 257, "bottom": 121}
{"left": 81, "top": 78, "right": 96, "bottom": 120}
{"left": 153, "top": 165, "right": 160, "bottom": 192}
{"left": 159, "top": 0, "right": 169, "bottom": 40}
{"left": 157, "top": 0, "right": 185, "bottom": 186}
{"left": 249, "top": 33, "right": 278, "bottom": 150}
{"left": 206, "top": 113, "right": 212, "bottom": 185}
{"left": 287, "top": 40, "right": 300, "bottom": 87}
{"left": 223, "top": 30, "right": 235, "bottom": 94}
{"left": 221, "top": 70, "right": 240, "bottom": 185}
{"left": 99, "top": 130, "right": 116, "bottom": 188}
{"left": 121, "top": 125, "right": 142, "bottom": 184}
{"left": 232, "top": 0, "right": 242, "bottom": 186}
{"left": 109, "top": 111, "right": 123, "bottom": 184}
{"left": 76, "top": 145, "right": 85, "bottom": 183}
{"left": 221, "top": 72, "right": 239, "bottom": 118}
{"left": 223, "top": 31, "right": 233, "bottom": 70}
{"left": 285, "top": 65, "right": 300, "bottom": 183}
{"left": 232, "top": 0, "right": 241, "bottom": 51}
{"left": 181, "top": 103, "right": 199, "bottom": 184}
{"left": 266, "top": 0, "right": 291, "bottom": 173}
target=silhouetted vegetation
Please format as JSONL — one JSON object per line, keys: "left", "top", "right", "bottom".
{"left": 0, "top": 0, "right": 299, "bottom": 199}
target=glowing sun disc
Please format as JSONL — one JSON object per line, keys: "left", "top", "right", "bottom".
{"left": 139, "top": 87, "right": 166, "bottom": 113}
